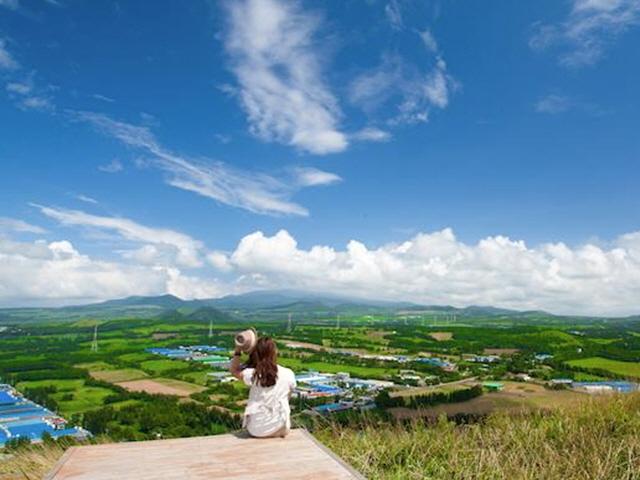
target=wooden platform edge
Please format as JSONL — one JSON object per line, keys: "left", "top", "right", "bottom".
{"left": 43, "top": 446, "right": 78, "bottom": 480}
{"left": 300, "top": 429, "right": 367, "bottom": 480}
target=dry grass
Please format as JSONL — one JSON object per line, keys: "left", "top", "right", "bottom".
{"left": 429, "top": 332, "right": 453, "bottom": 341}
{"left": 4, "top": 394, "right": 640, "bottom": 480}
{"left": 317, "top": 393, "right": 640, "bottom": 480}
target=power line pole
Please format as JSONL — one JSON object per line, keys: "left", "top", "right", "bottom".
{"left": 287, "top": 313, "right": 292, "bottom": 333}
{"left": 90, "top": 324, "right": 99, "bottom": 353}
{"left": 208, "top": 319, "right": 213, "bottom": 338}
{"left": 336, "top": 314, "right": 340, "bottom": 330}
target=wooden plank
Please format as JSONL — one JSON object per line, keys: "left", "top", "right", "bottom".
{"left": 46, "top": 429, "right": 364, "bottom": 480}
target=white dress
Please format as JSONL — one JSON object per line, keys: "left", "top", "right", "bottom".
{"left": 241, "top": 365, "right": 296, "bottom": 437}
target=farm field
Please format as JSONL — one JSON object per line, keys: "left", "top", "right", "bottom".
{"left": 389, "top": 382, "right": 586, "bottom": 420}
{"left": 116, "top": 378, "right": 206, "bottom": 397}
{"left": 90, "top": 368, "right": 149, "bottom": 383}
{"left": 566, "top": 357, "right": 640, "bottom": 378}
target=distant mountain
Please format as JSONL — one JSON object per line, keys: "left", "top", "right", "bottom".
{"left": 87, "top": 294, "right": 191, "bottom": 310}
{"left": 209, "top": 289, "right": 417, "bottom": 310}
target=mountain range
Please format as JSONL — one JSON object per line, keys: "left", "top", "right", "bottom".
{"left": 0, "top": 290, "right": 634, "bottom": 324}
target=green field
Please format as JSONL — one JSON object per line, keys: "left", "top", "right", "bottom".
{"left": 279, "top": 357, "right": 394, "bottom": 379}
{"left": 566, "top": 357, "right": 640, "bottom": 378}
{"left": 140, "top": 359, "right": 191, "bottom": 374}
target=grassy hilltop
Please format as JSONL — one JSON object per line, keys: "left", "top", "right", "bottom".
{"left": 315, "top": 393, "right": 640, "bottom": 480}
{"left": 2, "top": 393, "right": 639, "bottom": 479}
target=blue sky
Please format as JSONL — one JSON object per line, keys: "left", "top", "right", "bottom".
{"left": 0, "top": 0, "right": 639, "bottom": 314}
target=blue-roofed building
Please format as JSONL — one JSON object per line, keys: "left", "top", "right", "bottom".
{"left": 573, "top": 381, "right": 639, "bottom": 394}
{"left": 313, "top": 402, "right": 353, "bottom": 414}
{"left": 0, "top": 385, "right": 89, "bottom": 447}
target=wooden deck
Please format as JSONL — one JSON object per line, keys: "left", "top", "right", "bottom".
{"left": 45, "top": 429, "right": 365, "bottom": 480}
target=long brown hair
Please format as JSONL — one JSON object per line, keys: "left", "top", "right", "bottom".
{"left": 246, "top": 337, "right": 278, "bottom": 387}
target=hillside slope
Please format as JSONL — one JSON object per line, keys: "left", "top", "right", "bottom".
{"left": 2, "top": 394, "right": 640, "bottom": 479}
{"left": 316, "top": 393, "right": 640, "bottom": 480}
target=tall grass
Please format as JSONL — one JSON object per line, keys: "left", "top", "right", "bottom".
{"left": 315, "top": 393, "right": 640, "bottom": 480}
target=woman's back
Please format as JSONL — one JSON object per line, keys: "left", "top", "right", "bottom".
{"left": 241, "top": 365, "right": 296, "bottom": 437}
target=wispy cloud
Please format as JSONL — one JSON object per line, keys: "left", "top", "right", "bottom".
{"left": 75, "top": 194, "right": 99, "bottom": 204}
{"left": 6, "top": 82, "right": 30, "bottom": 94}
{"left": 0, "top": 217, "right": 46, "bottom": 234}
{"left": 530, "top": 0, "right": 640, "bottom": 67}
{"left": 385, "top": 0, "right": 403, "bottom": 30}
{"left": 349, "top": 47, "right": 456, "bottom": 126}
{"left": 293, "top": 167, "right": 342, "bottom": 187}
{"left": 0, "top": 0, "right": 19, "bottom": 11}
{"left": 74, "top": 111, "right": 340, "bottom": 216}
{"left": 351, "top": 127, "right": 392, "bottom": 142}
{"left": 34, "top": 204, "right": 205, "bottom": 268}
{"left": 535, "top": 94, "right": 572, "bottom": 114}
{"left": 98, "top": 159, "right": 124, "bottom": 173}
{"left": 92, "top": 93, "right": 115, "bottom": 103}
{"left": 221, "top": 0, "right": 347, "bottom": 155}
{"left": 0, "top": 38, "right": 18, "bottom": 70}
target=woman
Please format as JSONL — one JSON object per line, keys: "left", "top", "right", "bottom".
{"left": 230, "top": 336, "right": 296, "bottom": 438}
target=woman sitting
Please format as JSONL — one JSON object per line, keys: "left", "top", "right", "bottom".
{"left": 230, "top": 336, "right": 297, "bottom": 438}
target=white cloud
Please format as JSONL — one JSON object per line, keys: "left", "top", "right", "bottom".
{"left": 385, "top": 0, "right": 403, "bottom": 30}
{"left": 0, "top": 217, "right": 46, "bottom": 234}
{"left": 6, "top": 82, "right": 31, "bottom": 94}
{"left": 293, "top": 167, "right": 342, "bottom": 187}
{"left": 0, "top": 39, "right": 18, "bottom": 70}
{"left": 418, "top": 29, "right": 438, "bottom": 53}
{"left": 98, "top": 159, "right": 124, "bottom": 173}
{"left": 76, "top": 111, "right": 339, "bottom": 216}
{"left": 76, "top": 194, "right": 98, "bottom": 204}
{"left": 34, "top": 204, "right": 205, "bottom": 268}
{"left": 351, "top": 127, "right": 392, "bottom": 142}
{"left": 92, "top": 93, "right": 115, "bottom": 103}
{"left": 0, "top": 236, "right": 227, "bottom": 306}
{"left": 530, "top": 0, "right": 640, "bottom": 67}
{"left": 19, "top": 96, "right": 54, "bottom": 111}
{"left": 349, "top": 47, "right": 456, "bottom": 126}
{"left": 0, "top": 0, "right": 19, "bottom": 10}
{"left": 222, "top": 0, "right": 347, "bottom": 154}
{"left": 207, "top": 228, "right": 640, "bottom": 316}
{"left": 535, "top": 94, "right": 571, "bottom": 114}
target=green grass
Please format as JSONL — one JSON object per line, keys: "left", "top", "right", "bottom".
{"left": 140, "top": 359, "right": 191, "bottom": 375}
{"left": 16, "top": 378, "right": 117, "bottom": 416}
{"left": 53, "top": 387, "right": 114, "bottom": 416}
{"left": 566, "top": 357, "right": 640, "bottom": 378}
{"left": 179, "top": 370, "right": 211, "bottom": 386}
{"left": 279, "top": 357, "right": 394, "bottom": 379}
{"left": 16, "top": 379, "right": 85, "bottom": 391}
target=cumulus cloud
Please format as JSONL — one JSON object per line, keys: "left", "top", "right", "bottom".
{"left": 76, "top": 111, "right": 340, "bottom": 216}
{"left": 0, "top": 236, "right": 226, "bottom": 306}
{"left": 34, "top": 204, "right": 205, "bottom": 268}
{"left": 207, "top": 228, "right": 640, "bottom": 316}
{"left": 0, "top": 217, "right": 46, "bottom": 234}
{"left": 222, "top": 0, "right": 347, "bottom": 154}
{"left": 530, "top": 0, "right": 640, "bottom": 67}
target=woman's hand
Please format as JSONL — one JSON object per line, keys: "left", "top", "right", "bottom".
{"left": 230, "top": 347, "right": 244, "bottom": 379}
